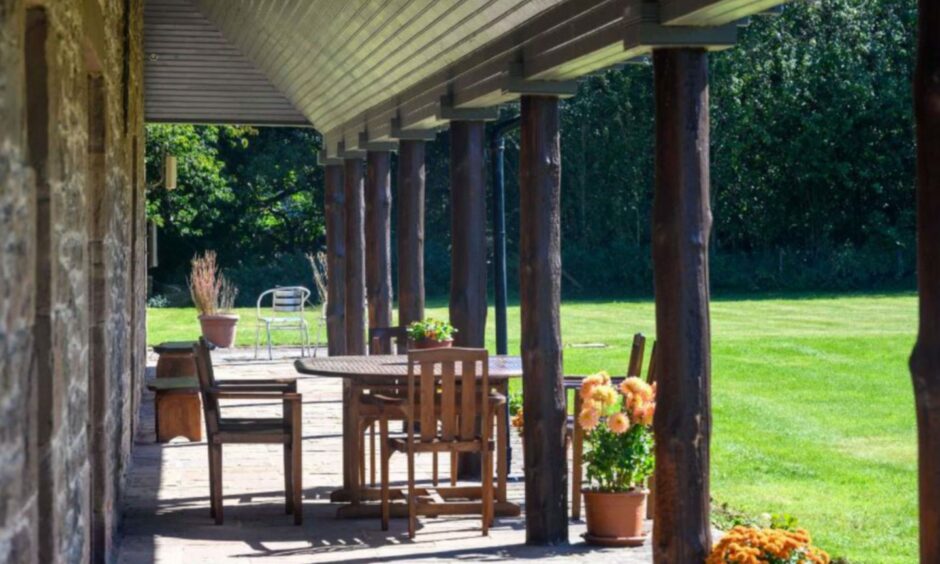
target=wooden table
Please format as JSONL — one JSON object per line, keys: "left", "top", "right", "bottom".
{"left": 295, "top": 354, "right": 522, "bottom": 519}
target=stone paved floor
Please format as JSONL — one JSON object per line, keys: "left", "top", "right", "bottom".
{"left": 117, "top": 347, "right": 652, "bottom": 563}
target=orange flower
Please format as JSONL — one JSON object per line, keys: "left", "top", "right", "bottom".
{"left": 639, "top": 402, "right": 655, "bottom": 426}
{"left": 607, "top": 412, "right": 630, "bottom": 434}
{"left": 578, "top": 407, "right": 600, "bottom": 431}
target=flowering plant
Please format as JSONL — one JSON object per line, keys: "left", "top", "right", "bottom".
{"left": 707, "top": 526, "right": 830, "bottom": 564}
{"left": 406, "top": 318, "right": 457, "bottom": 343}
{"left": 578, "top": 371, "right": 656, "bottom": 492}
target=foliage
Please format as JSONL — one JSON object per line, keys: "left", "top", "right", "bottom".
{"left": 578, "top": 372, "right": 656, "bottom": 491}
{"left": 146, "top": 294, "right": 170, "bottom": 308}
{"left": 406, "top": 318, "right": 457, "bottom": 343}
{"left": 708, "top": 526, "right": 830, "bottom": 564}
{"left": 188, "top": 251, "right": 238, "bottom": 315}
{"left": 305, "top": 251, "right": 328, "bottom": 305}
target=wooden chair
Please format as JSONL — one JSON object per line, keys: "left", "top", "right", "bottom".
{"left": 371, "top": 347, "right": 500, "bottom": 538}
{"left": 360, "top": 326, "right": 409, "bottom": 487}
{"left": 567, "top": 333, "right": 649, "bottom": 520}
{"left": 192, "top": 337, "right": 303, "bottom": 525}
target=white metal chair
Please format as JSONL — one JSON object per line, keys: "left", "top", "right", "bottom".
{"left": 255, "top": 286, "right": 311, "bottom": 359}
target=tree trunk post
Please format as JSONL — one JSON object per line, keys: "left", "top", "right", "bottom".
{"left": 651, "top": 48, "right": 713, "bottom": 563}
{"left": 397, "top": 140, "right": 426, "bottom": 328}
{"left": 365, "top": 150, "right": 393, "bottom": 353}
{"left": 344, "top": 158, "right": 366, "bottom": 355}
{"left": 449, "top": 120, "right": 488, "bottom": 348}
{"left": 911, "top": 1, "right": 940, "bottom": 561}
{"left": 519, "top": 95, "right": 567, "bottom": 545}
{"left": 324, "top": 163, "right": 346, "bottom": 356}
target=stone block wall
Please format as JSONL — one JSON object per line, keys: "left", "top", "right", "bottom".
{"left": 0, "top": 0, "right": 145, "bottom": 563}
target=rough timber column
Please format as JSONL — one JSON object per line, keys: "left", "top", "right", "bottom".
{"left": 651, "top": 48, "right": 713, "bottom": 563}
{"left": 518, "top": 95, "right": 567, "bottom": 545}
{"left": 397, "top": 140, "right": 426, "bottom": 327}
{"left": 449, "top": 121, "right": 487, "bottom": 348}
{"left": 324, "top": 163, "right": 346, "bottom": 355}
{"left": 365, "top": 150, "right": 393, "bottom": 352}
{"left": 344, "top": 158, "right": 366, "bottom": 355}
{"left": 911, "top": 0, "right": 940, "bottom": 560}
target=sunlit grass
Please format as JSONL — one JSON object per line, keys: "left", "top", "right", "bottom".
{"left": 147, "top": 292, "right": 918, "bottom": 562}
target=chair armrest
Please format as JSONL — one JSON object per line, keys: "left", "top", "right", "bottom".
{"left": 215, "top": 378, "right": 297, "bottom": 391}
{"left": 361, "top": 393, "right": 407, "bottom": 406}
{"left": 489, "top": 392, "right": 507, "bottom": 406}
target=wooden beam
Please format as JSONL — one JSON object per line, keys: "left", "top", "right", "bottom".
{"left": 449, "top": 121, "right": 488, "bottom": 348}
{"left": 911, "top": 0, "right": 940, "bottom": 560}
{"left": 324, "top": 164, "right": 346, "bottom": 356}
{"left": 344, "top": 158, "right": 366, "bottom": 355}
{"left": 397, "top": 140, "right": 426, "bottom": 327}
{"left": 518, "top": 95, "right": 567, "bottom": 545}
{"left": 365, "top": 151, "right": 393, "bottom": 353}
{"left": 651, "top": 48, "right": 712, "bottom": 563}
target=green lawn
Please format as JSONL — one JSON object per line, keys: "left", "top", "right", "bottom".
{"left": 147, "top": 293, "right": 918, "bottom": 562}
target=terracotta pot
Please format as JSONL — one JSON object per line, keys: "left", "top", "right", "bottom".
{"left": 198, "top": 314, "right": 239, "bottom": 348}
{"left": 583, "top": 488, "right": 648, "bottom": 546}
{"left": 409, "top": 338, "right": 453, "bottom": 350}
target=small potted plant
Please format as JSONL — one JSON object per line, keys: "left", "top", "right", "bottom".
{"left": 406, "top": 318, "right": 456, "bottom": 349}
{"left": 188, "top": 251, "right": 239, "bottom": 348}
{"left": 578, "top": 371, "right": 656, "bottom": 546}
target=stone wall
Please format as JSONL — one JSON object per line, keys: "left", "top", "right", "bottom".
{"left": 0, "top": 0, "right": 145, "bottom": 563}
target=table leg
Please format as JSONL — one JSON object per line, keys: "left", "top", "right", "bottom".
{"left": 340, "top": 379, "right": 361, "bottom": 503}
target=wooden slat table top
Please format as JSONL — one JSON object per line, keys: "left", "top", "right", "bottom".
{"left": 294, "top": 354, "right": 522, "bottom": 382}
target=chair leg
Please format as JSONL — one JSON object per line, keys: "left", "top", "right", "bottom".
{"left": 432, "top": 452, "right": 439, "bottom": 487}
{"left": 407, "top": 445, "right": 416, "bottom": 539}
{"left": 292, "top": 403, "right": 303, "bottom": 525}
{"left": 266, "top": 323, "right": 273, "bottom": 360}
{"left": 207, "top": 444, "right": 217, "bottom": 519}
{"left": 254, "top": 324, "right": 261, "bottom": 359}
{"left": 284, "top": 442, "right": 293, "bottom": 514}
{"left": 450, "top": 452, "right": 457, "bottom": 486}
{"left": 380, "top": 416, "right": 390, "bottom": 531}
{"left": 210, "top": 444, "right": 223, "bottom": 525}
{"left": 482, "top": 445, "right": 493, "bottom": 535}
{"left": 497, "top": 405, "right": 508, "bottom": 503}
{"left": 370, "top": 423, "right": 377, "bottom": 487}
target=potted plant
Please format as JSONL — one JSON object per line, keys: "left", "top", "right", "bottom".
{"left": 188, "top": 251, "right": 240, "bottom": 348}
{"left": 708, "top": 525, "right": 830, "bottom": 563}
{"left": 578, "top": 371, "right": 656, "bottom": 546}
{"left": 406, "top": 318, "right": 456, "bottom": 349}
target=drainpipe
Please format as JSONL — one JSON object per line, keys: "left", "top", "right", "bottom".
{"left": 489, "top": 116, "right": 519, "bottom": 356}
{"left": 490, "top": 116, "right": 519, "bottom": 474}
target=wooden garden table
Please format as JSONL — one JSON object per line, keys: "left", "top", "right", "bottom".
{"left": 294, "top": 354, "right": 522, "bottom": 519}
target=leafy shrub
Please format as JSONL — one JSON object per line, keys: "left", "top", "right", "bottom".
{"left": 146, "top": 295, "right": 170, "bottom": 308}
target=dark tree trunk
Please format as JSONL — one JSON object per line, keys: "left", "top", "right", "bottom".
{"left": 365, "top": 151, "right": 393, "bottom": 353}
{"left": 911, "top": 1, "right": 940, "bottom": 561}
{"left": 519, "top": 95, "right": 567, "bottom": 545}
{"left": 324, "top": 164, "right": 346, "bottom": 356}
{"left": 449, "top": 121, "right": 487, "bottom": 348}
{"left": 344, "top": 158, "right": 366, "bottom": 355}
{"left": 397, "top": 140, "right": 426, "bottom": 328}
{"left": 651, "top": 48, "right": 713, "bottom": 564}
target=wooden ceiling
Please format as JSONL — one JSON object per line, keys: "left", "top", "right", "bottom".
{"left": 145, "top": 0, "right": 786, "bottom": 154}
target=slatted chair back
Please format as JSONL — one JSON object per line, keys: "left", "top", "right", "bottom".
{"left": 369, "top": 326, "right": 408, "bottom": 355}
{"left": 256, "top": 286, "right": 310, "bottom": 321}
{"left": 626, "top": 333, "right": 646, "bottom": 377}
{"left": 193, "top": 337, "right": 221, "bottom": 436}
{"left": 646, "top": 341, "right": 657, "bottom": 384}
{"left": 406, "top": 347, "right": 489, "bottom": 444}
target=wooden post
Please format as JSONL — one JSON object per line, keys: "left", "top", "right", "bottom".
{"left": 344, "top": 158, "right": 366, "bottom": 355}
{"left": 366, "top": 150, "right": 393, "bottom": 352}
{"left": 519, "top": 95, "right": 567, "bottom": 545}
{"left": 911, "top": 1, "right": 940, "bottom": 561}
{"left": 397, "top": 140, "right": 426, "bottom": 327}
{"left": 324, "top": 164, "right": 346, "bottom": 356}
{"left": 449, "top": 121, "right": 487, "bottom": 348}
{"left": 651, "top": 48, "right": 713, "bottom": 563}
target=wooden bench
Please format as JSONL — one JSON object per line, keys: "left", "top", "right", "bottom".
{"left": 147, "top": 376, "right": 202, "bottom": 443}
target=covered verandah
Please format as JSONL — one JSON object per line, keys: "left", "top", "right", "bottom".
{"left": 141, "top": 0, "right": 940, "bottom": 562}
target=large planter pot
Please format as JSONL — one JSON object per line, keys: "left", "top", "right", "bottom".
{"left": 198, "top": 314, "right": 239, "bottom": 348}
{"left": 410, "top": 338, "right": 453, "bottom": 350}
{"left": 583, "top": 488, "right": 648, "bottom": 547}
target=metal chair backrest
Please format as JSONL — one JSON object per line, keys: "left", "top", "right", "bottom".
{"left": 406, "top": 347, "right": 489, "bottom": 444}
{"left": 626, "top": 333, "right": 646, "bottom": 377}
{"left": 369, "top": 326, "right": 408, "bottom": 355}
{"left": 193, "top": 337, "right": 220, "bottom": 435}
{"left": 256, "top": 286, "right": 310, "bottom": 319}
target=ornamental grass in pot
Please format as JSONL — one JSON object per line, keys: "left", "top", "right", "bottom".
{"left": 406, "top": 318, "right": 456, "bottom": 350}
{"left": 578, "top": 371, "right": 656, "bottom": 546}
{"left": 189, "top": 251, "right": 239, "bottom": 348}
